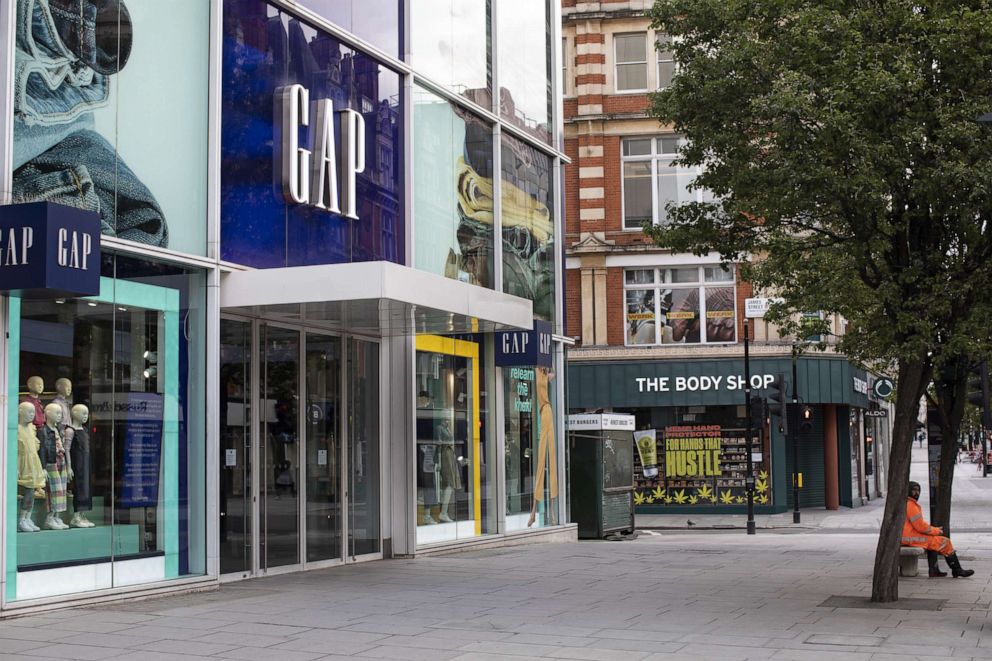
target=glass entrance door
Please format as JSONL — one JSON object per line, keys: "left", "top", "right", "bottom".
{"left": 260, "top": 325, "right": 301, "bottom": 569}
{"left": 220, "top": 319, "right": 252, "bottom": 576}
{"left": 219, "top": 322, "right": 380, "bottom": 576}
{"left": 348, "top": 338, "right": 381, "bottom": 557}
{"left": 305, "top": 333, "right": 342, "bottom": 562}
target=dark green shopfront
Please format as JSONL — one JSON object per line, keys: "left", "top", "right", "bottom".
{"left": 568, "top": 356, "right": 889, "bottom": 514}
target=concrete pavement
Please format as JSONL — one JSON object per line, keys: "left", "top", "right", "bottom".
{"left": 1, "top": 445, "right": 990, "bottom": 660}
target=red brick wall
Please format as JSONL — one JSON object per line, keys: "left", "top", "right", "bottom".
{"left": 564, "top": 138, "right": 580, "bottom": 236}
{"left": 736, "top": 279, "right": 753, "bottom": 343}
{"left": 603, "top": 135, "right": 621, "bottom": 233}
{"left": 565, "top": 268, "right": 582, "bottom": 343}
{"left": 603, "top": 94, "right": 651, "bottom": 115}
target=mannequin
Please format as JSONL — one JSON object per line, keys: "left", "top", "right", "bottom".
{"left": 69, "top": 404, "right": 94, "bottom": 528}
{"left": 16, "top": 402, "right": 45, "bottom": 532}
{"left": 52, "top": 378, "right": 74, "bottom": 446}
{"left": 38, "top": 403, "right": 69, "bottom": 530}
{"left": 20, "top": 376, "right": 45, "bottom": 429}
{"left": 528, "top": 367, "right": 559, "bottom": 528}
{"left": 435, "top": 417, "right": 461, "bottom": 523}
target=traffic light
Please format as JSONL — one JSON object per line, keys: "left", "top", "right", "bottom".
{"left": 800, "top": 405, "right": 813, "bottom": 432}
{"left": 749, "top": 396, "right": 766, "bottom": 430}
{"left": 767, "top": 373, "right": 788, "bottom": 435}
{"left": 968, "top": 361, "right": 991, "bottom": 429}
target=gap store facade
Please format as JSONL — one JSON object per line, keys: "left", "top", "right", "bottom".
{"left": 0, "top": 0, "right": 570, "bottom": 613}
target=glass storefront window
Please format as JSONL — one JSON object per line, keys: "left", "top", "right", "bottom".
{"left": 626, "top": 289, "right": 657, "bottom": 345}
{"left": 414, "top": 86, "right": 495, "bottom": 287}
{"left": 504, "top": 366, "right": 559, "bottom": 531}
{"left": 623, "top": 266, "right": 737, "bottom": 345}
{"left": 629, "top": 406, "right": 772, "bottom": 509}
{"left": 12, "top": 0, "right": 209, "bottom": 255}
{"left": 411, "top": 0, "right": 491, "bottom": 108}
{"left": 7, "top": 255, "right": 206, "bottom": 601}
{"left": 415, "top": 336, "right": 493, "bottom": 545}
{"left": 221, "top": 0, "right": 403, "bottom": 268}
{"left": 497, "top": 0, "right": 552, "bottom": 143}
{"left": 293, "top": 0, "right": 400, "bottom": 57}
{"left": 501, "top": 134, "right": 555, "bottom": 323}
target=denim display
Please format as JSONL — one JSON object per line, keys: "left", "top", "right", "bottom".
{"left": 13, "top": 0, "right": 169, "bottom": 247}
{"left": 15, "top": 0, "right": 111, "bottom": 126}
{"left": 13, "top": 130, "right": 168, "bottom": 246}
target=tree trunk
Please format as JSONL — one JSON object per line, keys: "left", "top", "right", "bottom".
{"left": 932, "top": 358, "right": 968, "bottom": 533}
{"left": 871, "top": 356, "right": 932, "bottom": 602}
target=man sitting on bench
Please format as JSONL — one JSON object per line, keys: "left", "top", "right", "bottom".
{"left": 903, "top": 481, "right": 974, "bottom": 578}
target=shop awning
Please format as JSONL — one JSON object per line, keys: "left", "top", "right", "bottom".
{"left": 220, "top": 261, "right": 534, "bottom": 336}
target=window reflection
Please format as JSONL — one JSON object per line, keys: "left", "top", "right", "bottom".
{"left": 414, "top": 86, "right": 495, "bottom": 287}
{"left": 501, "top": 134, "right": 555, "bottom": 322}
{"left": 497, "top": 0, "right": 552, "bottom": 143}
{"left": 412, "top": 0, "right": 491, "bottom": 108}
{"left": 221, "top": 0, "right": 403, "bottom": 268}
{"left": 293, "top": 0, "right": 400, "bottom": 57}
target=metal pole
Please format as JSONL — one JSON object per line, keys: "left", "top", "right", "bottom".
{"left": 791, "top": 347, "right": 801, "bottom": 523}
{"left": 744, "top": 319, "right": 755, "bottom": 535}
{"left": 982, "top": 362, "right": 990, "bottom": 477}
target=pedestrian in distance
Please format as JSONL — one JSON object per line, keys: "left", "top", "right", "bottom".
{"left": 902, "top": 481, "right": 974, "bottom": 578}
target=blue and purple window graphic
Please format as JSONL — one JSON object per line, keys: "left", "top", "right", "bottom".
{"left": 221, "top": 0, "right": 403, "bottom": 268}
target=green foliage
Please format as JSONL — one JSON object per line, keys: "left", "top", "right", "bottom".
{"left": 647, "top": 0, "right": 992, "bottom": 367}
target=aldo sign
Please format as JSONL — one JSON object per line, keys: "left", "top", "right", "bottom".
{"left": 276, "top": 84, "right": 366, "bottom": 220}
{"left": 496, "top": 320, "right": 553, "bottom": 368}
{"left": 0, "top": 202, "right": 100, "bottom": 297}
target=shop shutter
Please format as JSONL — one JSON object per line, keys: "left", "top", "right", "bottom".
{"left": 784, "top": 405, "right": 826, "bottom": 508}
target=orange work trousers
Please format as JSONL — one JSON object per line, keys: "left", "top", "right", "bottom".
{"left": 904, "top": 536, "right": 955, "bottom": 555}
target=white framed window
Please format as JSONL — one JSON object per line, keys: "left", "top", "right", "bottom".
{"left": 656, "top": 35, "right": 675, "bottom": 90}
{"left": 621, "top": 135, "right": 710, "bottom": 230}
{"left": 562, "top": 37, "right": 568, "bottom": 95}
{"left": 624, "top": 266, "right": 737, "bottom": 346}
{"left": 614, "top": 33, "right": 648, "bottom": 92}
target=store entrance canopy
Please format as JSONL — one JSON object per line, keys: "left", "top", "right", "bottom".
{"left": 220, "top": 261, "right": 534, "bottom": 337}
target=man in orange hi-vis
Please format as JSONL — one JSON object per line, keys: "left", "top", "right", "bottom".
{"left": 903, "top": 481, "right": 974, "bottom": 578}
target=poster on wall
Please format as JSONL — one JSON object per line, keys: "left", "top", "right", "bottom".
{"left": 119, "top": 393, "right": 164, "bottom": 508}
{"left": 11, "top": 0, "right": 209, "bottom": 255}
{"left": 632, "top": 425, "right": 769, "bottom": 507}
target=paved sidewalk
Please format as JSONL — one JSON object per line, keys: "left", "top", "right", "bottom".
{"left": 2, "top": 445, "right": 990, "bottom": 660}
{"left": 2, "top": 530, "right": 992, "bottom": 660}
{"left": 638, "top": 444, "right": 992, "bottom": 531}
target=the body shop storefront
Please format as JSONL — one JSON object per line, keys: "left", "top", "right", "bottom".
{"left": 568, "top": 357, "right": 875, "bottom": 513}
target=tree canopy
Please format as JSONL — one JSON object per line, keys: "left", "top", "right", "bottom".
{"left": 647, "top": 0, "right": 992, "bottom": 601}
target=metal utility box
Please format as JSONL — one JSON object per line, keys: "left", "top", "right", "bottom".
{"left": 568, "top": 413, "right": 636, "bottom": 539}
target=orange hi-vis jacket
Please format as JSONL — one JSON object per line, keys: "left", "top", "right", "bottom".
{"left": 902, "top": 497, "right": 955, "bottom": 555}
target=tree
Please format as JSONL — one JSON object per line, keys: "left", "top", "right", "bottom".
{"left": 647, "top": 0, "right": 992, "bottom": 602}
{"left": 927, "top": 356, "right": 967, "bottom": 534}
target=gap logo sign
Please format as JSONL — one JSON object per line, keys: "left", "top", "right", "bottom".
{"left": 276, "top": 84, "right": 366, "bottom": 220}
{"left": 0, "top": 202, "right": 100, "bottom": 297}
{"left": 495, "top": 320, "right": 553, "bottom": 368}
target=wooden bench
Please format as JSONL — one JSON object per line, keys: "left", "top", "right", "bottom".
{"left": 899, "top": 546, "right": 924, "bottom": 577}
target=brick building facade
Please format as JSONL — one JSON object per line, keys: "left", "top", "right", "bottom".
{"left": 562, "top": 1, "right": 889, "bottom": 514}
